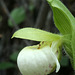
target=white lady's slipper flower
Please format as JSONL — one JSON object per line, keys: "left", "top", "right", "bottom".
{"left": 12, "top": 28, "right": 62, "bottom": 75}
{"left": 17, "top": 41, "right": 61, "bottom": 75}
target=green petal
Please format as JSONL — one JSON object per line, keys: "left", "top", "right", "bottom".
{"left": 12, "top": 27, "right": 61, "bottom": 42}
{"left": 47, "top": 0, "right": 75, "bottom": 35}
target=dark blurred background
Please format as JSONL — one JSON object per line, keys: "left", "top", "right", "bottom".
{"left": 0, "top": 0, "right": 75, "bottom": 75}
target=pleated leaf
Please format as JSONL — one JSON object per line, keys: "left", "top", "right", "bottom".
{"left": 47, "top": 0, "right": 75, "bottom": 35}
{"left": 71, "top": 25, "right": 75, "bottom": 70}
{"left": 12, "top": 27, "right": 61, "bottom": 42}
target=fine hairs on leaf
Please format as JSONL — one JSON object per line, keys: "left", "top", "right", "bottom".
{"left": 47, "top": 0, "right": 75, "bottom": 35}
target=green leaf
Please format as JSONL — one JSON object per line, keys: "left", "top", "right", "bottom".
{"left": 63, "top": 34, "right": 72, "bottom": 58}
{"left": 8, "top": 6, "right": 26, "bottom": 27}
{"left": 47, "top": 0, "right": 75, "bottom": 35}
{"left": 0, "top": 62, "right": 15, "bottom": 70}
{"left": 10, "top": 51, "right": 19, "bottom": 61}
{"left": 71, "top": 25, "right": 75, "bottom": 70}
{"left": 64, "top": 43, "right": 72, "bottom": 58}
{"left": 12, "top": 27, "right": 61, "bottom": 42}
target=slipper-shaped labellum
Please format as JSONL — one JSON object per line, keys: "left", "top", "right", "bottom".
{"left": 17, "top": 41, "right": 61, "bottom": 75}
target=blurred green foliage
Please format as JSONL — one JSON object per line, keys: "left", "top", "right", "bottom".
{"left": 60, "top": 56, "right": 69, "bottom": 67}
{"left": 8, "top": 6, "right": 26, "bottom": 27}
{"left": 29, "top": 4, "right": 34, "bottom": 12}
{"left": 10, "top": 51, "right": 19, "bottom": 62}
{"left": 0, "top": 62, "right": 15, "bottom": 70}
{"left": 0, "top": 51, "right": 19, "bottom": 70}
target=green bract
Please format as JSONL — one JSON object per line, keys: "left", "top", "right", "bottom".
{"left": 12, "top": 28, "right": 61, "bottom": 42}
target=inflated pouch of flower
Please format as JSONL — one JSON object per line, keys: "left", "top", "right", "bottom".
{"left": 12, "top": 0, "right": 75, "bottom": 75}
